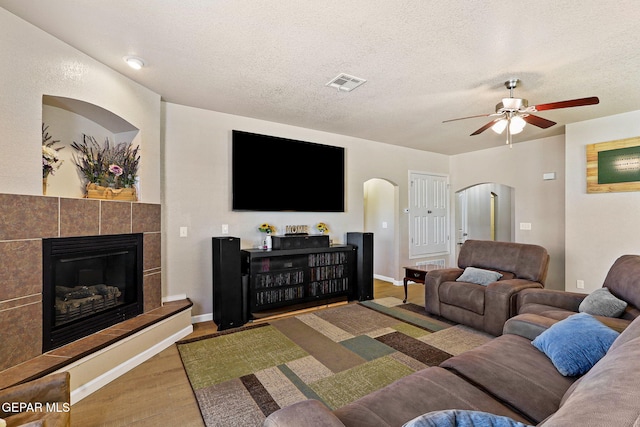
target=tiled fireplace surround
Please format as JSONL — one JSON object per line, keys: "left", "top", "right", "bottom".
{"left": 0, "top": 193, "right": 162, "bottom": 372}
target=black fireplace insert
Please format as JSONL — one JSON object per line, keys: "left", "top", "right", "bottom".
{"left": 42, "top": 233, "right": 143, "bottom": 351}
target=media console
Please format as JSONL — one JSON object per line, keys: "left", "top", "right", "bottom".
{"left": 241, "top": 245, "right": 355, "bottom": 313}
{"left": 212, "top": 234, "right": 373, "bottom": 330}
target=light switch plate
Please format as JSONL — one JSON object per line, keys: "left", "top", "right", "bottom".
{"left": 179, "top": 227, "right": 188, "bottom": 237}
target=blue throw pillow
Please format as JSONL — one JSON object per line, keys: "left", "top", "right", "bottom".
{"left": 531, "top": 312, "right": 619, "bottom": 376}
{"left": 402, "top": 410, "right": 531, "bottom": 427}
{"left": 456, "top": 267, "right": 503, "bottom": 286}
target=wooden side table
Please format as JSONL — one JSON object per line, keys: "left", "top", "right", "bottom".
{"left": 402, "top": 265, "right": 439, "bottom": 303}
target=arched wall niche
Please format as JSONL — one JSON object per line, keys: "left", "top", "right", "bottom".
{"left": 42, "top": 95, "right": 140, "bottom": 198}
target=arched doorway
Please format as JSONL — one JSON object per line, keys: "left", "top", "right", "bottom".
{"left": 455, "top": 183, "right": 514, "bottom": 255}
{"left": 364, "top": 178, "right": 399, "bottom": 282}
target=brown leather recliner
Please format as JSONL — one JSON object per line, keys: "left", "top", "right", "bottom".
{"left": 425, "top": 239, "right": 549, "bottom": 336}
{"left": 0, "top": 372, "right": 70, "bottom": 427}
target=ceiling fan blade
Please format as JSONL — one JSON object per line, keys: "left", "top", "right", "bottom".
{"left": 443, "top": 113, "right": 492, "bottom": 123}
{"left": 533, "top": 96, "right": 599, "bottom": 112}
{"left": 523, "top": 114, "right": 556, "bottom": 129}
{"left": 470, "top": 120, "right": 497, "bottom": 136}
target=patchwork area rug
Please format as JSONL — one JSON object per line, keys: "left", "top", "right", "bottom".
{"left": 176, "top": 297, "right": 493, "bottom": 427}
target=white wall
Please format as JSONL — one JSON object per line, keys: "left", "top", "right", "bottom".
{"left": 450, "top": 135, "right": 566, "bottom": 290}
{"left": 162, "top": 102, "right": 449, "bottom": 315}
{"left": 0, "top": 9, "right": 161, "bottom": 202}
{"left": 565, "top": 110, "right": 640, "bottom": 293}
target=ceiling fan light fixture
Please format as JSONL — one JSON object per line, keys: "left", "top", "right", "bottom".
{"left": 491, "top": 119, "right": 507, "bottom": 134}
{"left": 444, "top": 78, "right": 599, "bottom": 147}
{"left": 510, "top": 116, "right": 526, "bottom": 134}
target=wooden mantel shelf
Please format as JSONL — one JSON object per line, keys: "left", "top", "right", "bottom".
{"left": 0, "top": 299, "right": 192, "bottom": 391}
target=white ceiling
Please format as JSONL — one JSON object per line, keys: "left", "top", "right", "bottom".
{"left": 3, "top": 0, "right": 640, "bottom": 155}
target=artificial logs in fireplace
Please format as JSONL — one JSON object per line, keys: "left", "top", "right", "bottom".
{"left": 42, "top": 233, "right": 143, "bottom": 351}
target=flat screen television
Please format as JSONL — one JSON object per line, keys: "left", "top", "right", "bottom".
{"left": 232, "top": 130, "right": 345, "bottom": 212}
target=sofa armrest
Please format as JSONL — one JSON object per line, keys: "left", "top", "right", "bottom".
{"left": 424, "top": 268, "right": 464, "bottom": 316}
{"left": 483, "top": 279, "right": 544, "bottom": 336}
{"left": 517, "top": 288, "right": 585, "bottom": 313}
{"left": 426, "top": 268, "right": 465, "bottom": 283}
{"left": 264, "top": 400, "right": 345, "bottom": 427}
{"left": 504, "top": 313, "right": 560, "bottom": 340}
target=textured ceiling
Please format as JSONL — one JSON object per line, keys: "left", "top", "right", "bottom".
{"left": 2, "top": 0, "right": 640, "bottom": 154}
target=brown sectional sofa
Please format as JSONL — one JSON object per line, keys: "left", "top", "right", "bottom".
{"left": 265, "top": 254, "right": 640, "bottom": 427}
{"left": 513, "top": 254, "right": 640, "bottom": 337}
{"left": 425, "top": 240, "right": 549, "bottom": 336}
{"left": 265, "top": 307, "right": 640, "bottom": 427}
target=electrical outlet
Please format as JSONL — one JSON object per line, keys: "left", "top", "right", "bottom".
{"left": 576, "top": 279, "right": 585, "bottom": 289}
{"left": 519, "top": 222, "right": 532, "bottom": 230}
{"left": 179, "top": 227, "right": 188, "bottom": 237}
{"left": 221, "top": 224, "right": 229, "bottom": 234}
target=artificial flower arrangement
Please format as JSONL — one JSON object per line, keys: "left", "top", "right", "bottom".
{"left": 42, "top": 124, "right": 63, "bottom": 178}
{"left": 71, "top": 134, "right": 140, "bottom": 189}
{"left": 315, "top": 222, "right": 329, "bottom": 234}
{"left": 258, "top": 223, "right": 276, "bottom": 234}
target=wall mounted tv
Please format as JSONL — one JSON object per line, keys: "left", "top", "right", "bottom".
{"left": 232, "top": 130, "right": 345, "bottom": 212}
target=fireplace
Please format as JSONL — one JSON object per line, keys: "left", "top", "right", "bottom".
{"left": 42, "top": 233, "right": 144, "bottom": 351}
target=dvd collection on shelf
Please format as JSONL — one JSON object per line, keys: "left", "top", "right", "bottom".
{"left": 255, "top": 285, "right": 305, "bottom": 306}
{"left": 309, "top": 278, "right": 350, "bottom": 296}
{"left": 255, "top": 270, "right": 305, "bottom": 288}
{"left": 308, "top": 251, "right": 348, "bottom": 267}
{"left": 246, "top": 248, "right": 353, "bottom": 310}
{"left": 309, "top": 264, "right": 345, "bottom": 281}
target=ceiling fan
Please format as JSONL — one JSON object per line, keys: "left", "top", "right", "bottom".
{"left": 443, "top": 79, "right": 599, "bottom": 146}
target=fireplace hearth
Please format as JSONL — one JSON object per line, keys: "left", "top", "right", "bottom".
{"left": 42, "top": 233, "right": 143, "bottom": 351}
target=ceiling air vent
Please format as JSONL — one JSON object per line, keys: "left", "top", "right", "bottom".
{"left": 326, "top": 73, "right": 367, "bottom": 92}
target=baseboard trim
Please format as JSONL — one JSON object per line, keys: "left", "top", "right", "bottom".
{"left": 374, "top": 274, "right": 402, "bottom": 286}
{"left": 61, "top": 313, "right": 193, "bottom": 404}
{"left": 192, "top": 312, "right": 213, "bottom": 324}
{"left": 163, "top": 293, "right": 188, "bottom": 303}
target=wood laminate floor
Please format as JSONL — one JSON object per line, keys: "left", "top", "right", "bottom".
{"left": 71, "top": 279, "right": 426, "bottom": 426}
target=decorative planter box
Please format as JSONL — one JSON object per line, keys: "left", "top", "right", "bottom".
{"left": 85, "top": 183, "right": 137, "bottom": 201}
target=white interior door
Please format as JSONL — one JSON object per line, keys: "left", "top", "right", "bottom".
{"left": 409, "top": 172, "right": 449, "bottom": 258}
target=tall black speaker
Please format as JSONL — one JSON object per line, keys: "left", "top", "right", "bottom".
{"left": 212, "top": 237, "right": 246, "bottom": 330}
{"left": 347, "top": 232, "right": 374, "bottom": 301}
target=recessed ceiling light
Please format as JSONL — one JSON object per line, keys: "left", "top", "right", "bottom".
{"left": 326, "top": 73, "right": 366, "bottom": 92}
{"left": 124, "top": 56, "right": 145, "bottom": 70}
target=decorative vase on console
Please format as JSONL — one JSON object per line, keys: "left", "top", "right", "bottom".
{"left": 258, "top": 223, "right": 276, "bottom": 249}
{"left": 315, "top": 222, "right": 329, "bottom": 235}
